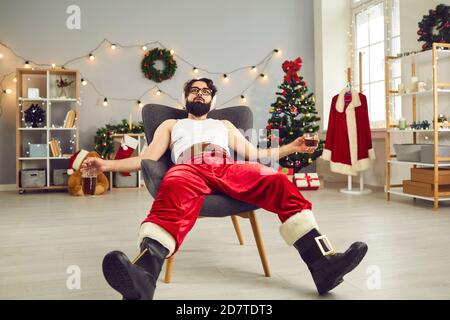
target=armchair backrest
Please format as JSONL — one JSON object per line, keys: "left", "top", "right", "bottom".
{"left": 141, "top": 104, "right": 254, "bottom": 166}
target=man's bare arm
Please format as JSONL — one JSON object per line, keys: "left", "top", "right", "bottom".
{"left": 83, "top": 120, "right": 173, "bottom": 173}
{"left": 223, "top": 120, "right": 316, "bottom": 162}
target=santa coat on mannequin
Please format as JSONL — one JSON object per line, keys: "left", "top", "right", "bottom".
{"left": 321, "top": 89, "right": 375, "bottom": 176}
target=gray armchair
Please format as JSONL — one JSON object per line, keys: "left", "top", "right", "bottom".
{"left": 141, "top": 104, "right": 271, "bottom": 283}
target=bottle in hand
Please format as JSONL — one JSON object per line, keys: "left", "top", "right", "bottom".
{"left": 82, "top": 167, "right": 97, "bottom": 196}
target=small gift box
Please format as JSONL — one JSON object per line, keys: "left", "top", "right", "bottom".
{"left": 294, "top": 173, "right": 320, "bottom": 190}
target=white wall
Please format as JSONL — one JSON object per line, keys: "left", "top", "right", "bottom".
{"left": 0, "top": 0, "right": 315, "bottom": 184}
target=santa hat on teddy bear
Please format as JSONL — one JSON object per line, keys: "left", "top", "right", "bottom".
{"left": 67, "top": 149, "right": 89, "bottom": 175}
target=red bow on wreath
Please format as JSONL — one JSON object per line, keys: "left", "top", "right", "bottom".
{"left": 282, "top": 57, "right": 303, "bottom": 84}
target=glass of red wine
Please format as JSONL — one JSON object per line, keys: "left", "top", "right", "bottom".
{"left": 304, "top": 133, "right": 319, "bottom": 148}
{"left": 82, "top": 166, "right": 97, "bottom": 197}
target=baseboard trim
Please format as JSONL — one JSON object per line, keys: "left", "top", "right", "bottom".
{"left": 0, "top": 184, "right": 15, "bottom": 191}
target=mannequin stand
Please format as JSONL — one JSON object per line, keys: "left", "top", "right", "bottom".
{"left": 340, "top": 174, "right": 372, "bottom": 195}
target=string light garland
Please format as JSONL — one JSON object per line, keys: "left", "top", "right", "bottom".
{"left": 0, "top": 38, "right": 282, "bottom": 114}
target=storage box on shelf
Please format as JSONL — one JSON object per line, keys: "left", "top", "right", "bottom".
{"left": 16, "top": 68, "right": 80, "bottom": 193}
{"left": 410, "top": 167, "right": 450, "bottom": 185}
{"left": 402, "top": 180, "right": 450, "bottom": 198}
{"left": 20, "top": 169, "right": 46, "bottom": 188}
{"left": 402, "top": 168, "right": 450, "bottom": 198}
{"left": 385, "top": 43, "right": 450, "bottom": 209}
{"left": 114, "top": 172, "right": 138, "bottom": 188}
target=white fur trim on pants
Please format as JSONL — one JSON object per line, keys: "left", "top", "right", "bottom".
{"left": 279, "top": 210, "right": 319, "bottom": 246}
{"left": 138, "top": 222, "right": 176, "bottom": 256}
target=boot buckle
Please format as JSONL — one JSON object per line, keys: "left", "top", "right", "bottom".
{"left": 314, "top": 235, "right": 335, "bottom": 256}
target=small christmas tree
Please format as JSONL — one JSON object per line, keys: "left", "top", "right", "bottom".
{"left": 265, "top": 57, "right": 323, "bottom": 172}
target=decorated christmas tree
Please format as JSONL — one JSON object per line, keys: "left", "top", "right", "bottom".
{"left": 265, "top": 57, "right": 323, "bottom": 172}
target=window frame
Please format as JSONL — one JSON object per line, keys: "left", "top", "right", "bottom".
{"left": 352, "top": 0, "right": 400, "bottom": 129}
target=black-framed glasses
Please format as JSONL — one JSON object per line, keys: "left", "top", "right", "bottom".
{"left": 188, "top": 87, "right": 213, "bottom": 96}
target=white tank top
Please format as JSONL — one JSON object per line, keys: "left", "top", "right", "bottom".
{"left": 170, "top": 118, "right": 230, "bottom": 163}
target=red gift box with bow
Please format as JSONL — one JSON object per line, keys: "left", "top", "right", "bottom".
{"left": 294, "top": 173, "right": 320, "bottom": 190}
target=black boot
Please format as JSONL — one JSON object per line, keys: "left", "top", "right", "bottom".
{"left": 293, "top": 229, "right": 368, "bottom": 295}
{"left": 102, "top": 237, "right": 169, "bottom": 300}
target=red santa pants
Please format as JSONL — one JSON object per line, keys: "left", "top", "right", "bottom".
{"left": 139, "top": 151, "right": 316, "bottom": 256}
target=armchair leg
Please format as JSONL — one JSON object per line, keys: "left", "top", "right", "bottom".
{"left": 231, "top": 216, "right": 244, "bottom": 245}
{"left": 248, "top": 211, "right": 271, "bottom": 277}
{"left": 164, "top": 255, "right": 175, "bottom": 283}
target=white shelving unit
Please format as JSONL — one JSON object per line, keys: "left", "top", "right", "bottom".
{"left": 16, "top": 68, "right": 80, "bottom": 193}
{"left": 385, "top": 43, "right": 450, "bottom": 210}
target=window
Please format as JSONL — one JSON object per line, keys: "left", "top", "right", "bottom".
{"left": 352, "top": 0, "right": 401, "bottom": 128}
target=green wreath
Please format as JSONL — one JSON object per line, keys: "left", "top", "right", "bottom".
{"left": 141, "top": 48, "right": 177, "bottom": 83}
{"left": 417, "top": 4, "right": 450, "bottom": 50}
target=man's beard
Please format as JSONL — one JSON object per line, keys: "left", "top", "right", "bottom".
{"left": 185, "top": 100, "right": 211, "bottom": 117}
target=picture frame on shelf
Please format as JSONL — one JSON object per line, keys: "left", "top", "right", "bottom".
{"left": 27, "top": 88, "right": 40, "bottom": 99}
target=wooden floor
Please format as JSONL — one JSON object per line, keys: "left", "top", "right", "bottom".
{"left": 0, "top": 183, "right": 449, "bottom": 300}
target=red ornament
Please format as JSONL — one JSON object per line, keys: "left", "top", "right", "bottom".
{"left": 282, "top": 90, "right": 287, "bottom": 95}
{"left": 417, "top": 30, "right": 423, "bottom": 35}
{"left": 422, "top": 43, "right": 428, "bottom": 50}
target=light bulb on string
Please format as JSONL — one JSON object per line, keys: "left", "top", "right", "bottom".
{"left": 81, "top": 78, "right": 87, "bottom": 86}
{"left": 223, "top": 74, "right": 229, "bottom": 82}
{"left": 0, "top": 53, "right": 3, "bottom": 59}
{"left": 142, "top": 45, "right": 147, "bottom": 51}
{"left": 260, "top": 73, "right": 267, "bottom": 79}
{"left": 24, "top": 61, "right": 30, "bottom": 68}
{"left": 13, "top": 77, "right": 17, "bottom": 83}
{"left": 88, "top": 54, "right": 95, "bottom": 61}
{"left": 110, "top": 44, "right": 117, "bottom": 50}
{"left": 103, "top": 97, "right": 108, "bottom": 106}
{"left": 51, "top": 63, "right": 56, "bottom": 69}
{"left": 251, "top": 66, "right": 257, "bottom": 72}
{"left": 170, "top": 49, "right": 175, "bottom": 55}
{"left": 156, "top": 90, "right": 161, "bottom": 96}
{"left": 138, "top": 100, "right": 144, "bottom": 108}
{"left": 273, "top": 49, "right": 282, "bottom": 56}
{"left": 193, "top": 67, "right": 199, "bottom": 74}
{"left": 3, "top": 89, "right": 12, "bottom": 94}
{"left": 240, "top": 95, "right": 247, "bottom": 103}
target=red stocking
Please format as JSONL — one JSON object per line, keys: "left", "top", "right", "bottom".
{"left": 114, "top": 134, "right": 139, "bottom": 176}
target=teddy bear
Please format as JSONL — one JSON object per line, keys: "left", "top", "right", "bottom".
{"left": 67, "top": 150, "right": 109, "bottom": 196}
